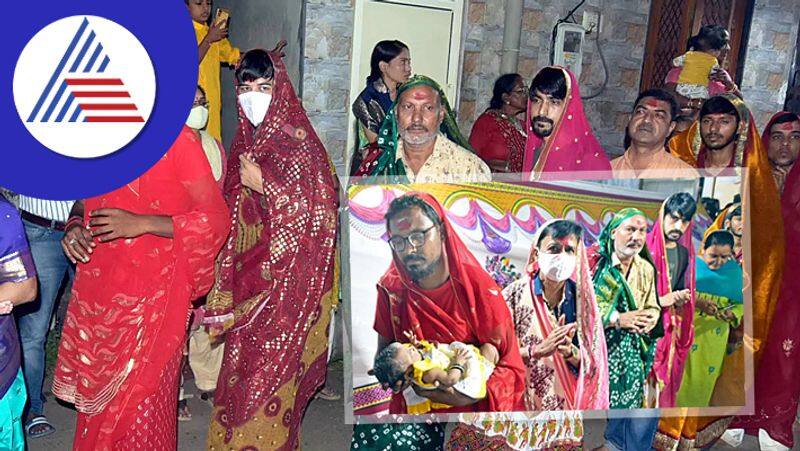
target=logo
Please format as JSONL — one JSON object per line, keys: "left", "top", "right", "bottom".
{"left": 13, "top": 15, "right": 156, "bottom": 159}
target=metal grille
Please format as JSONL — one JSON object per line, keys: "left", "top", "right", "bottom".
{"left": 647, "top": 0, "right": 688, "bottom": 88}
{"left": 701, "top": 0, "right": 733, "bottom": 27}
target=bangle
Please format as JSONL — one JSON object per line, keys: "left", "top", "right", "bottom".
{"left": 448, "top": 363, "right": 465, "bottom": 374}
{"left": 65, "top": 216, "right": 84, "bottom": 231}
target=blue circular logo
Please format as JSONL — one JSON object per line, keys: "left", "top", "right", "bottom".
{"left": 3, "top": 2, "right": 198, "bottom": 199}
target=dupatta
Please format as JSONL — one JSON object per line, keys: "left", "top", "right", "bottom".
{"left": 379, "top": 193, "right": 526, "bottom": 412}
{"left": 521, "top": 66, "right": 611, "bottom": 180}
{"left": 647, "top": 198, "right": 696, "bottom": 408}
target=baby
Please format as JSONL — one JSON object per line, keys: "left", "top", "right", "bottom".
{"left": 672, "top": 50, "right": 721, "bottom": 101}
{"left": 372, "top": 333, "right": 498, "bottom": 414}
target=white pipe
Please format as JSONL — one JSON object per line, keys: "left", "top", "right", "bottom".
{"left": 501, "top": 0, "right": 524, "bottom": 74}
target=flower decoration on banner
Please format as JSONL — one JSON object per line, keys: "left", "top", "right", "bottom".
{"left": 485, "top": 255, "right": 522, "bottom": 289}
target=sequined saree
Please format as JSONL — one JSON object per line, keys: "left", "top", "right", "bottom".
{"left": 205, "top": 50, "right": 339, "bottom": 450}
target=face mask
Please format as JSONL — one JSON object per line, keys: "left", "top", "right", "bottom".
{"left": 537, "top": 252, "right": 576, "bottom": 282}
{"left": 238, "top": 91, "right": 272, "bottom": 127}
{"left": 186, "top": 106, "right": 208, "bottom": 130}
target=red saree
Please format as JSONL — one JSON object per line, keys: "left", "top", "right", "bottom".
{"left": 52, "top": 127, "right": 229, "bottom": 450}
{"left": 373, "top": 193, "right": 526, "bottom": 413}
{"left": 521, "top": 66, "right": 612, "bottom": 180}
{"left": 205, "top": 50, "right": 339, "bottom": 450}
{"left": 732, "top": 111, "right": 800, "bottom": 448}
{"left": 469, "top": 109, "right": 527, "bottom": 173}
{"left": 647, "top": 200, "right": 696, "bottom": 408}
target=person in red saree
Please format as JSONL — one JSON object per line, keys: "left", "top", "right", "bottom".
{"left": 373, "top": 192, "right": 525, "bottom": 415}
{"left": 52, "top": 126, "right": 229, "bottom": 450}
{"left": 521, "top": 66, "right": 612, "bottom": 181}
{"left": 647, "top": 193, "right": 697, "bottom": 408}
{"left": 730, "top": 111, "right": 800, "bottom": 449}
{"left": 468, "top": 73, "right": 528, "bottom": 173}
{"left": 657, "top": 96, "right": 785, "bottom": 450}
{"left": 204, "top": 48, "right": 339, "bottom": 450}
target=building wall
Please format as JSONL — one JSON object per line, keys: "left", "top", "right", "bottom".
{"left": 460, "top": 0, "right": 652, "bottom": 158}
{"left": 302, "top": 0, "right": 355, "bottom": 170}
{"left": 300, "top": 0, "right": 799, "bottom": 172}
{"left": 739, "top": 0, "right": 800, "bottom": 130}
{"left": 217, "top": 0, "right": 305, "bottom": 148}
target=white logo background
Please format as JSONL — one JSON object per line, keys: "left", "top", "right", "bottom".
{"left": 13, "top": 15, "right": 156, "bottom": 159}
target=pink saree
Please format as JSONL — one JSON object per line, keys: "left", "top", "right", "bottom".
{"left": 521, "top": 67, "right": 612, "bottom": 181}
{"left": 647, "top": 200, "right": 696, "bottom": 408}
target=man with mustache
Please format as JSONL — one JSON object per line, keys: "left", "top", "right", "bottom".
{"left": 354, "top": 75, "right": 491, "bottom": 183}
{"left": 353, "top": 193, "right": 525, "bottom": 450}
{"left": 611, "top": 89, "right": 696, "bottom": 178}
{"left": 589, "top": 208, "right": 662, "bottom": 451}
{"left": 727, "top": 112, "right": 800, "bottom": 450}
{"left": 647, "top": 193, "right": 697, "bottom": 409}
{"left": 521, "top": 67, "right": 612, "bottom": 179}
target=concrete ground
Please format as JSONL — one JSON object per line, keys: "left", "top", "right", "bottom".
{"left": 26, "top": 312, "right": 800, "bottom": 451}
{"left": 27, "top": 365, "right": 800, "bottom": 451}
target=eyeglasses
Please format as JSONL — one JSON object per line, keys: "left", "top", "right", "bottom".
{"left": 388, "top": 225, "right": 436, "bottom": 252}
{"left": 192, "top": 99, "right": 209, "bottom": 108}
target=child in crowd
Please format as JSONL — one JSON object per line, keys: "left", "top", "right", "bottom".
{"left": 186, "top": 0, "right": 240, "bottom": 140}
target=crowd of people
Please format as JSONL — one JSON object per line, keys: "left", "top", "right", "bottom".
{"left": 0, "top": 1, "right": 797, "bottom": 450}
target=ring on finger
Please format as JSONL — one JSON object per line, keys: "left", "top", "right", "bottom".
{"left": 68, "top": 238, "right": 77, "bottom": 245}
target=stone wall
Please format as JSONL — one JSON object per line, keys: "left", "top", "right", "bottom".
{"left": 302, "top": 0, "right": 355, "bottom": 170}
{"left": 739, "top": 0, "right": 800, "bottom": 130}
{"left": 460, "top": 0, "right": 652, "bottom": 158}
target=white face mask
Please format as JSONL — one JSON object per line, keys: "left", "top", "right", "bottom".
{"left": 186, "top": 105, "right": 209, "bottom": 130}
{"left": 537, "top": 252, "right": 577, "bottom": 282}
{"left": 238, "top": 91, "right": 272, "bottom": 127}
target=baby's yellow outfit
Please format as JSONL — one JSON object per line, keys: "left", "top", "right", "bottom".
{"left": 674, "top": 51, "right": 720, "bottom": 100}
{"left": 402, "top": 341, "right": 494, "bottom": 414}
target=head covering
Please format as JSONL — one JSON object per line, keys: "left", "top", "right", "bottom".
{"left": 379, "top": 192, "right": 525, "bottom": 412}
{"left": 669, "top": 95, "right": 784, "bottom": 362}
{"left": 647, "top": 196, "right": 697, "bottom": 408}
{"left": 695, "top": 230, "right": 743, "bottom": 304}
{"left": 355, "top": 75, "right": 471, "bottom": 179}
{"left": 670, "top": 93, "right": 754, "bottom": 168}
{"left": 205, "top": 49, "right": 339, "bottom": 428}
{"left": 522, "top": 66, "right": 612, "bottom": 180}
{"left": 529, "top": 219, "right": 609, "bottom": 410}
{"left": 762, "top": 111, "right": 800, "bottom": 196}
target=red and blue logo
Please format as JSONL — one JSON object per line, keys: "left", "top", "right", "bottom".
{"left": 4, "top": 3, "right": 197, "bottom": 199}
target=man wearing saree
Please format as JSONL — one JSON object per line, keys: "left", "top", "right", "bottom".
{"left": 204, "top": 49, "right": 339, "bottom": 450}
{"left": 522, "top": 67, "right": 612, "bottom": 180}
{"left": 452, "top": 220, "right": 608, "bottom": 450}
{"left": 590, "top": 209, "right": 662, "bottom": 451}
{"left": 354, "top": 75, "right": 491, "bottom": 183}
{"left": 648, "top": 193, "right": 697, "bottom": 409}
{"left": 469, "top": 73, "right": 528, "bottom": 173}
{"left": 657, "top": 96, "right": 785, "bottom": 446}
{"left": 672, "top": 231, "right": 741, "bottom": 409}
{"left": 728, "top": 112, "right": 800, "bottom": 450}
{"left": 352, "top": 193, "right": 525, "bottom": 450}
{"left": 611, "top": 89, "right": 696, "bottom": 178}
{"left": 52, "top": 126, "right": 229, "bottom": 450}
{"left": 0, "top": 198, "right": 37, "bottom": 450}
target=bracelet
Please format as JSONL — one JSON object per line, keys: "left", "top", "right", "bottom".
{"left": 448, "top": 363, "right": 465, "bottom": 374}
{"left": 65, "top": 216, "right": 84, "bottom": 231}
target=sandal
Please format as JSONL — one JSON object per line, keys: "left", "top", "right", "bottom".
{"left": 177, "top": 399, "right": 192, "bottom": 422}
{"left": 26, "top": 415, "right": 56, "bottom": 439}
{"left": 315, "top": 387, "right": 341, "bottom": 401}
